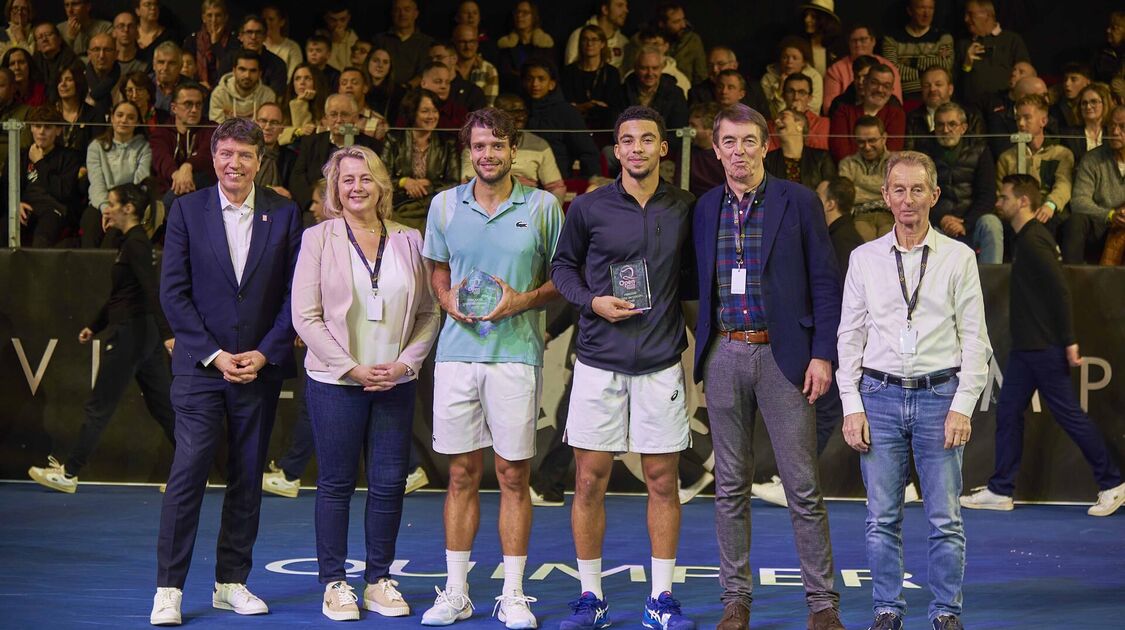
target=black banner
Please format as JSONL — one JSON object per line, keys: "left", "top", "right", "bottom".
{"left": 1, "top": 250, "right": 1122, "bottom": 501}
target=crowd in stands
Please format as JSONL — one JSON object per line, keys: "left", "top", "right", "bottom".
{"left": 2, "top": 0, "right": 1124, "bottom": 265}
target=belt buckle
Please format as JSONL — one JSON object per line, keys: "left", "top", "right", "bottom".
{"left": 901, "top": 376, "right": 920, "bottom": 389}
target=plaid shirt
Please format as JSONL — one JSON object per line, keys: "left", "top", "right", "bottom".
{"left": 715, "top": 175, "right": 768, "bottom": 331}
{"left": 468, "top": 56, "right": 500, "bottom": 106}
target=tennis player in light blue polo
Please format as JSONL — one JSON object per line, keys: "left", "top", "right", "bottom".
{"left": 419, "top": 107, "right": 563, "bottom": 629}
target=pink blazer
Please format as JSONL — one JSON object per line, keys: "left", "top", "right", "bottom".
{"left": 291, "top": 218, "right": 439, "bottom": 382}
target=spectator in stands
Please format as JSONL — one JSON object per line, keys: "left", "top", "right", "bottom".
{"left": 261, "top": 5, "right": 301, "bottom": 80}
{"left": 133, "top": 0, "right": 177, "bottom": 64}
{"left": 1062, "top": 104, "right": 1125, "bottom": 264}
{"left": 461, "top": 93, "right": 566, "bottom": 202}
{"left": 957, "top": 0, "right": 1030, "bottom": 108}
{"left": 364, "top": 47, "right": 398, "bottom": 120}
{"left": 559, "top": 25, "right": 623, "bottom": 131}
{"left": 149, "top": 40, "right": 181, "bottom": 114}
{"left": 769, "top": 73, "right": 829, "bottom": 150}
{"left": 984, "top": 73, "right": 1052, "bottom": 158}
{"left": 1051, "top": 63, "right": 1093, "bottom": 129}
{"left": 150, "top": 81, "right": 214, "bottom": 202}
{"left": 373, "top": 0, "right": 433, "bottom": 87}
{"left": 429, "top": 40, "right": 486, "bottom": 114}
{"left": 0, "top": 0, "right": 34, "bottom": 57}
{"left": 280, "top": 63, "right": 326, "bottom": 147}
{"left": 829, "top": 62, "right": 905, "bottom": 162}
{"left": 57, "top": 0, "right": 110, "bottom": 58}
{"left": 55, "top": 60, "right": 103, "bottom": 152}
{"left": 17, "top": 105, "right": 83, "bottom": 247}
{"left": 305, "top": 32, "right": 340, "bottom": 91}
{"left": 681, "top": 101, "right": 723, "bottom": 197}
{"left": 13, "top": 35, "right": 48, "bottom": 105}
{"left": 453, "top": 24, "right": 498, "bottom": 107}
{"left": 688, "top": 45, "right": 771, "bottom": 114}
{"left": 523, "top": 59, "right": 600, "bottom": 178}
{"left": 253, "top": 101, "right": 295, "bottom": 198}
{"left": 825, "top": 54, "right": 877, "bottom": 118}
{"left": 349, "top": 40, "right": 371, "bottom": 70}
{"left": 1062, "top": 83, "right": 1111, "bottom": 166}
{"left": 339, "top": 66, "right": 388, "bottom": 142}
{"left": 996, "top": 94, "right": 1074, "bottom": 239}
{"left": 81, "top": 99, "right": 151, "bottom": 248}
{"left": 906, "top": 66, "right": 984, "bottom": 148}
{"left": 565, "top": 0, "right": 629, "bottom": 70}
{"left": 84, "top": 31, "right": 117, "bottom": 109}
{"left": 454, "top": 0, "right": 499, "bottom": 64}
{"left": 797, "top": 0, "right": 842, "bottom": 77}
{"left": 497, "top": 1, "right": 554, "bottom": 95}
{"left": 817, "top": 175, "right": 864, "bottom": 275}
{"left": 838, "top": 115, "right": 893, "bottom": 240}
{"left": 33, "top": 22, "right": 78, "bottom": 94}
{"left": 883, "top": 0, "right": 955, "bottom": 103}
{"left": 112, "top": 11, "right": 146, "bottom": 75}
{"left": 217, "top": 15, "right": 286, "bottom": 97}
{"left": 382, "top": 87, "right": 458, "bottom": 230}
{"left": 1092, "top": 10, "right": 1124, "bottom": 87}
{"left": 209, "top": 50, "right": 276, "bottom": 124}
{"left": 960, "top": 172, "right": 1125, "bottom": 517}
{"left": 416, "top": 60, "right": 469, "bottom": 131}
{"left": 119, "top": 70, "right": 161, "bottom": 131}
{"left": 27, "top": 181, "right": 175, "bottom": 495}
{"left": 322, "top": 4, "right": 356, "bottom": 73}
{"left": 761, "top": 36, "right": 824, "bottom": 118}
{"left": 824, "top": 24, "right": 902, "bottom": 116}
{"left": 291, "top": 93, "right": 379, "bottom": 210}
{"left": 183, "top": 0, "right": 233, "bottom": 89}
{"left": 626, "top": 28, "right": 691, "bottom": 98}
{"left": 655, "top": 2, "right": 706, "bottom": 85}
{"left": 919, "top": 102, "right": 1002, "bottom": 264}
{"left": 0, "top": 67, "right": 28, "bottom": 238}
{"left": 766, "top": 107, "right": 835, "bottom": 191}
{"left": 623, "top": 46, "right": 688, "bottom": 129}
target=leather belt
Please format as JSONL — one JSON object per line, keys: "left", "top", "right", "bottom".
{"left": 862, "top": 367, "right": 959, "bottom": 389}
{"left": 721, "top": 329, "right": 770, "bottom": 344}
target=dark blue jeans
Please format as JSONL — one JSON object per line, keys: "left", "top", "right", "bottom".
{"left": 306, "top": 377, "right": 416, "bottom": 584}
{"left": 989, "top": 347, "right": 1123, "bottom": 496}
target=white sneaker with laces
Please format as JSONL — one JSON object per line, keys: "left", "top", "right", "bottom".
{"left": 212, "top": 582, "right": 269, "bottom": 615}
{"left": 959, "top": 486, "right": 1014, "bottom": 511}
{"left": 262, "top": 463, "right": 300, "bottom": 498}
{"left": 678, "top": 471, "right": 714, "bottom": 504}
{"left": 421, "top": 586, "right": 473, "bottom": 626}
{"left": 322, "top": 580, "right": 360, "bottom": 621}
{"left": 364, "top": 577, "right": 411, "bottom": 616}
{"left": 751, "top": 475, "right": 787, "bottom": 507}
{"left": 904, "top": 482, "right": 921, "bottom": 503}
{"left": 1088, "top": 481, "right": 1125, "bottom": 517}
{"left": 405, "top": 467, "right": 429, "bottom": 494}
{"left": 493, "top": 590, "right": 538, "bottom": 629}
{"left": 28, "top": 456, "right": 77, "bottom": 493}
{"left": 150, "top": 587, "right": 182, "bottom": 626}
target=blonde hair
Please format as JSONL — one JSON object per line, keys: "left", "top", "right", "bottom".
{"left": 884, "top": 150, "right": 938, "bottom": 192}
{"left": 321, "top": 144, "right": 394, "bottom": 221}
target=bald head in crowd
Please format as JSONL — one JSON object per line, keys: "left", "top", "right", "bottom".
{"left": 1013, "top": 76, "right": 1048, "bottom": 101}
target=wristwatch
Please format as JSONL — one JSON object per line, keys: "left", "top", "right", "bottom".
{"left": 402, "top": 364, "right": 416, "bottom": 377}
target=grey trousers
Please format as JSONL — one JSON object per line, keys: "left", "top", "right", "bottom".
{"left": 705, "top": 338, "right": 839, "bottom": 613}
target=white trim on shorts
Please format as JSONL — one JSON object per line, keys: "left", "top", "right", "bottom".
{"left": 432, "top": 361, "right": 542, "bottom": 461}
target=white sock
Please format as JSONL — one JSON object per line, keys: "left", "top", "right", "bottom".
{"left": 502, "top": 555, "right": 527, "bottom": 595}
{"left": 650, "top": 557, "right": 676, "bottom": 598}
{"left": 577, "top": 558, "right": 603, "bottom": 599}
{"left": 445, "top": 549, "right": 471, "bottom": 594}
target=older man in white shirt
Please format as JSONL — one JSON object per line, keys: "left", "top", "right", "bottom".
{"left": 837, "top": 150, "right": 992, "bottom": 630}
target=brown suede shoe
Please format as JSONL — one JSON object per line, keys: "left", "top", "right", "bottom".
{"left": 808, "top": 607, "right": 845, "bottom": 630}
{"left": 717, "top": 602, "right": 750, "bottom": 630}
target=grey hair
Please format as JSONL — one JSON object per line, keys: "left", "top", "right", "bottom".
{"left": 934, "top": 101, "right": 967, "bottom": 124}
{"left": 883, "top": 150, "right": 938, "bottom": 191}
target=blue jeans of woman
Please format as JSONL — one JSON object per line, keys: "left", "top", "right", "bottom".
{"left": 306, "top": 377, "right": 416, "bottom": 584}
{"left": 859, "top": 373, "right": 965, "bottom": 621}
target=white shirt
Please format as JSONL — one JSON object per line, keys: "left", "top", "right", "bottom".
{"left": 218, "top": 184, "right": 256, "bottom": 285}
{"left": 836, "top": 225, "right": 993, "bottom": 418}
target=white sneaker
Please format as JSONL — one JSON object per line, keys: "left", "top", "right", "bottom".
{"left": 262, "top": 463, "right": 300, "bottom": 498}
{"left": 1088, "top": 481, "right": 1125, "bottom": 517}
{"left": 904, "top": 482, "right": 920, "bottom": 504}
{"left": 212, "top": 582, "right": 269, "bottom": 615}
{"left": 678, "top": 471, "right": 714, "bottom": 504}
{"left": 493, "top": 590, "right": 538, "bottom": 629}
{"left": 322, "top": 580, "right": 360, "bottom": 621}
{"left": 405, "top": 467, "right": 429, "bottom": 494}
{"left": 28, "top": 456, "right": 77, "bottom": 493}
{"left": 421, "top": 586, "right": 474, "bottom": 626}
{"left": 751, "top": 476, "right": 787, "bottom": 507}
{"left": 364, "top": 577, "right": 411, "bottom": 616}
{"left": 150, "top": 587, "right": 182, "bottom": 626}
{"left": 959, "top": 486, "right": 1014, "bottom": 511}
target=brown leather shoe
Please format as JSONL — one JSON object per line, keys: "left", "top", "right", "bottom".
{"left": 717, "top": 602, "right": 750, "bottom": 630}
{"left": 807, "top": 607, "right": 845, "bottom": 630}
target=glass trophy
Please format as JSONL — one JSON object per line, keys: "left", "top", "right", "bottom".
{"left": 609, "top": 259, "right": 651, "bottom": 311}
{"left": 457, "top": 268, "right": 502, "bottom": 336}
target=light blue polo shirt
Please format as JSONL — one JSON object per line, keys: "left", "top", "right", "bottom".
{"left": 423, "top": 178, "right": 564, "bottom": 366}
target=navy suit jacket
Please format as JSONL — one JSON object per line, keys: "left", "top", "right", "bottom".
{"left": 160, "top": 185, "right": 301, "bottom": 380}
{"left": 692, "top": 176, "right": 842, "bottom": 387}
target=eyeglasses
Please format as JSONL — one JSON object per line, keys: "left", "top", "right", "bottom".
{"left": 256, "top": 118, "right": 284, "bottom": 127}
{"left": 1080, "top": 99, "right": 1103, "bottom": 107}
{"left": 176, "top": 101, "right": 203, "bottom": 110}
{"left": 783, "top": 88, "right": 810, "bottom": 97}
{"left": 241, "top": 29, "right": 265, "bottom": 37}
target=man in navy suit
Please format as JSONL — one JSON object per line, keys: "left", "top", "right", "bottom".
{"left": 151, "top": 117, "right": 301, "bottom": 626}
{"left": 692, "top": 104, "right": 844, "bottom": 630}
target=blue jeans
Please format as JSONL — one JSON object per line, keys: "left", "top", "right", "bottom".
{"left": 859, "top": 373, "right": 965, "bottom": 621}
{"left": 306, "top": 377, "right": 417, "bottom": 584}
{"left": 970, "top": 214, "right": 1003, "bottom": 264}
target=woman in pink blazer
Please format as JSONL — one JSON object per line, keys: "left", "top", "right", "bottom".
{"left": 291, "top": 144, "right": 439, "bottom": 622}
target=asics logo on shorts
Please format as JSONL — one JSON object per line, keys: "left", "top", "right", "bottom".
{"left": 671, "top": 390, "right": 679, "bottom": 401}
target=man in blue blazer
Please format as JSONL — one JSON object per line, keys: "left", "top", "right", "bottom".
{"left": 692, "top": 104, "right": 844, "bottom": 630}
{"left": 151, "top": 118, "right": 301, "bottom": 626}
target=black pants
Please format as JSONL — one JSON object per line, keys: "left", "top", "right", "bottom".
{"left": 79, "top": 205, "right": 123, "bottom": 249}
{"left": 67, "top": 316, "right": 176, "bottom": 476}
{"left": 24, "top": 206, "right": 66, "bottom": 247}
{"left": 1060, "top": 212, "right": 1110, "bottom": 264}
